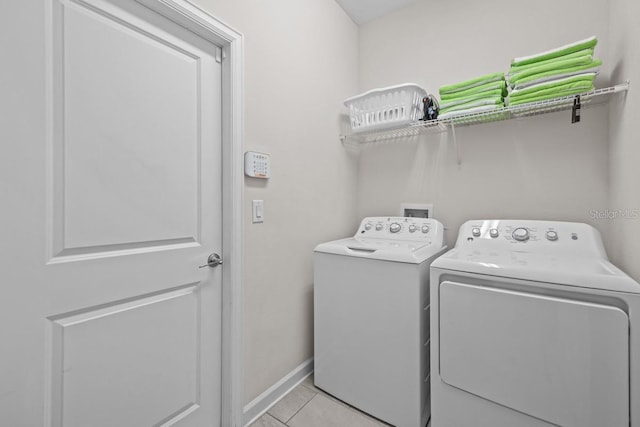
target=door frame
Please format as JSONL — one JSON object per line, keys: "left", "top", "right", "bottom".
{"left": 133, "top": 1, "right": 244, "bottom": 425}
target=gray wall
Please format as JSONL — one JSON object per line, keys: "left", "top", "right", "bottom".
{"left": 192, "top": 0, "right": 360, "bottom": 404}
{"left": 609, "top": 0, "right": 640, "bottom": 279}
{"left": 357, "top": 0, "right": 614, "bottom": 252}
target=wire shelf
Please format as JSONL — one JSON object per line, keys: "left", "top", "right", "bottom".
{"left": 340, "top": 81, "right": 630, "bottom": 148}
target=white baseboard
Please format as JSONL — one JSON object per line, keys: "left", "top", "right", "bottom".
{"left": 242, "top": 357, "right": 314, "bottom": 427}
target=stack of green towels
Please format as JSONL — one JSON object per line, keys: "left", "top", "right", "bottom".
{"left": 507, "top": 36, "right": 602, "bottom": 106}
{"left": 438, "top": 72, "right": 507, "bottom": 119}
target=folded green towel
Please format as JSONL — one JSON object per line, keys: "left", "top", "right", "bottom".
{"left": 509, "top": 48, "right": 594, "bottom": 74}
{"left": 511, "top": 36, "right": 597, "bottom": 67}
{"left": 439, "top": 80, "right": 506, "bottom": 101}
{"left": 439, "top": 72, "right": 505, "bottom": 95}
{"left": 511, "top": 66, "right": 600, "bottom": 90}
{"left": 441, "top": 102, "right": 504, "bottom": 116}
{"left": 439, "top": 93, "right": 499, "bottom": 109}
{"left": 509, "top": 73, "right": 596, "bottom": 100}
{"left": 440, "top": 87, "right": 506, "bottom": 104}
{"left": 509, "top": 55, "right": 596, "bottom": 83}
{"left": 510, "top": 59, "right": 602, "bottom": 89}
{"left": 438, "top": 104, "right": 506, "bottom": 121}
{"left": 509, "top": 81, "right": 593, "bottom": 103}
{"left": 440, "top": 96, "right": 504, "bottom": 115}
{"left": 508, "top": 84, "right": 594, "bottom": 106}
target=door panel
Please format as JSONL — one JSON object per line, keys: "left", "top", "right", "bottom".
{"left": 50, "top": 286, "right": 200, "bottom": 427}
{"left": 50, "top": 0, "right": 214, "bottom": 259}
{"left": 60, "top": 0, "right": 201, "bottom": 251}
{"left": 439, "top": 281, "right": 629, "bottom": 427}
{"left": 1, "top": 0, "right": 222, "bottom": 425}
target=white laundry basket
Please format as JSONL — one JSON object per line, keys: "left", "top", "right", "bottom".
{"left": 344, "top": 83, "right": 428, "bottom": 133}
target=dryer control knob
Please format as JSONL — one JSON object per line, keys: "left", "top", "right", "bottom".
{"left": 408, "top": 225, "right": 417, "bottom": 233}
{"left": 472, "top": 227, "right": 481, "bottom": 237}
{"left": 489, "top": 228, "right": 499, "bottom": 238}
{"left": 421, "top": 225, "right": 430, "bottom": 234}
{"left": 389, "top": 223, "right": 401, "bottom": 233}
{"left": 375, "top": 223, "right": 383, "bottom": 231}
{"left": 512, "top": 227, "right": 530, "bottom": 241}
{"left": 546, "top": 230, "right": 558, "bottom": 241}
{"left": 364, "top": 223, "right": 372, "bottom": 231}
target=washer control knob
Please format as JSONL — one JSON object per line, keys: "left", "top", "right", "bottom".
{"left": 472, "top": 227, "right": 481, "bottom": 237}
{"left": 389, "top": 223, "right": 401, "bottom": 233}
{"left": 408, "top": 225, "right": 417, "bottom": 233}
{"left": 375, "top": 223, "right": 383, "bottom": 231}
{"left": 512, "top": 227, "right": 530, "bottom": 241}
{"left": 489, "top": 228, "right": 499, "bottom": 238}
{"left": 421, "top": 225, "right": 430, "bottom": 234}
{"left": 364, "top": 223, "right": 372, "bottom": 231}
{"left": 546, "top": 230, "right": 558, "bottom": 241}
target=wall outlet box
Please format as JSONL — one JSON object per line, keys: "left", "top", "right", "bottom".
{"left": 400, "top": 203, "right": 433, "bottom": 218}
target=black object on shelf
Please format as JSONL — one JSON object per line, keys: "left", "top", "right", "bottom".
{"left": 422, "top": 96, "right": 439, "bottom": 121}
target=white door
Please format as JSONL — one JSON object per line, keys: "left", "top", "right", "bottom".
{"left": 1, "top": 0, "right": 223, "bottom": 425}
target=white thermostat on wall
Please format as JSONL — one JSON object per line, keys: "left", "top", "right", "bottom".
{"left": 244, "top": 151, "right": 271, "bottom": 179}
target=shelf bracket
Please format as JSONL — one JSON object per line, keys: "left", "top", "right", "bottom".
{"left": 450, "top": 119, "right": 461, "bottom": 165}
{"left": 615, "top": 80, "right": 631, "bottom": 93}
{"left": 571, "top": 95, "right": 581, "bottom": 124}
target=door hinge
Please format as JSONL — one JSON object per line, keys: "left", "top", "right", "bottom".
{"left": 215, "top": 47, "right": 225, "bottom": 63}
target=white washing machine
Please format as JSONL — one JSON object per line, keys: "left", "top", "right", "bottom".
{"left": 314, "top": 216, "right": 447, "bottom": 427}
{"left": 430, "top": 219, "right": 640, "bottom": 427}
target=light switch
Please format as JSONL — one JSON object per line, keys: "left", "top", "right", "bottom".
{"left": 252, "top": 200, "right": 264, "bottom": 223}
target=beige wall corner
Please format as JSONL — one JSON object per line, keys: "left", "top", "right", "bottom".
{"left": 191, "top": 0, "right": 360, "bottom": 405}
{"left": 608, "top": 0, "right": 640, "bottom": 280}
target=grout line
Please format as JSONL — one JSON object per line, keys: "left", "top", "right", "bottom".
{"left": 283, "top": 391, "right": 319, "bottom": 425}
{"left": 299, "top": 382, "right": 318, "bottom": 394}
{"left": 246, "top": 366, "right": 314, "bottom": 426}
{"left": 303, "top": 388, "right": 392, "bottom": 426}
{"left": 279, "top": 377, "right": 392, "bottom": 427}
{"left": 262, "top": 413, "right": 286, "bottom": 427}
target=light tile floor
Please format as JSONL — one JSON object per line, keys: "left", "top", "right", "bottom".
{"left": 249, "top": 374, "right": 431, "bottom": 427}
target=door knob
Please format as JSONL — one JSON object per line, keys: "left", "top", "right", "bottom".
{"left": 199, "top": 253, "right": 223, "bottom": 268}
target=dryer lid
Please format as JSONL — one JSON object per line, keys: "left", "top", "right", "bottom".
{"left": 432, "top": 219, "right": 640, "bottom": 293}
{"left": 432, "top": 248, "right": 640, "bottom": 293}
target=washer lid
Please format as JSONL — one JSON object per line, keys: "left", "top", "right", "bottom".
{"left": 315, "top": 237, "right": 446, "bottom": 264}
{"left": 314, "top": 216, "right": 447, "bottom": 263}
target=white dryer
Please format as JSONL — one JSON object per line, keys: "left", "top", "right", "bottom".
{"left": 314, "top": 217, "right": 447, "bottom": 427}
{"left": 430, "top": 219, "right": 640, "bottom": 427}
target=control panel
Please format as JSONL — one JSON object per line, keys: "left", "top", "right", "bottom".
{"left": 457, "top": 220, "right": 607, "bottom": 258}
{"left": 244, "top": 151, "right": 271, "bottom": 178}
{"left": 356, "top": 216, "right": 444, "bottom": 242}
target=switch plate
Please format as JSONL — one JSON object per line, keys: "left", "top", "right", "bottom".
{"left": 252, "top": 200, "right": 264, "bottom": 223}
